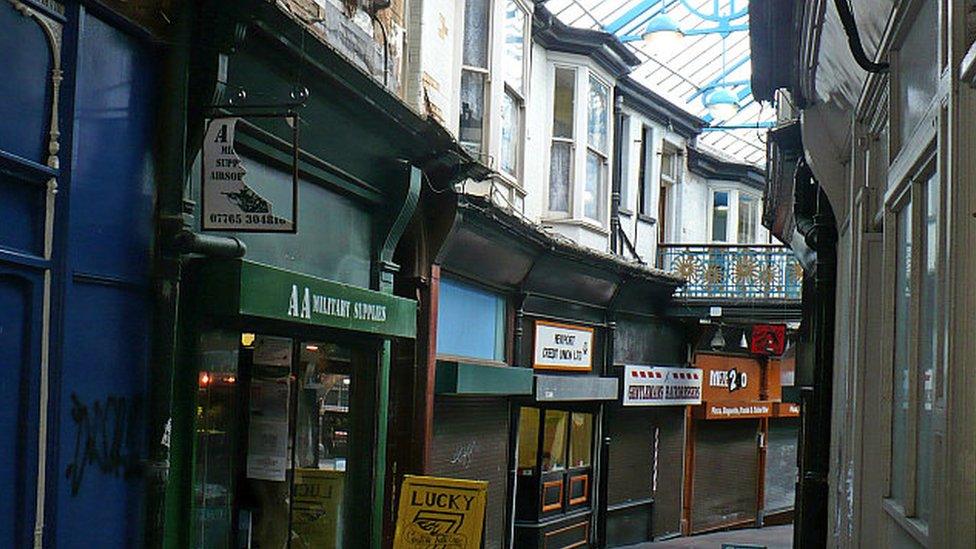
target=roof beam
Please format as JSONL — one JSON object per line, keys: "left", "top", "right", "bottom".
{"left": 606, "top": 0, "right": 663, "bottom": 34}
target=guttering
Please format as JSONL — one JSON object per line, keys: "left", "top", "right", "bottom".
{"left": 617, "top": 77, "right": 706, "bottom": 139}
{"left": 532, "top": 5, "right": 640, "bottom": 79}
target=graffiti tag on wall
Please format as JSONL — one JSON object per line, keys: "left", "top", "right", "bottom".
{"left": 64, "top": 392, "right": 142, "bottom": 495}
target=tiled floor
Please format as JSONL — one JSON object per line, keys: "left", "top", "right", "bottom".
{"left": 623, "top": 524, "right": 793, "bottom": 549}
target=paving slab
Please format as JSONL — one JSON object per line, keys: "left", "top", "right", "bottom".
{"left": 622, "top": 524, "right": 793, "bottom": 549}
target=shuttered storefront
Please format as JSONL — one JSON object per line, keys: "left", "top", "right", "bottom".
{"left": 690, "top": 419, "right": 760, "bottom": 533}
{"left": 606, "top": 409, "right": 654, "bottom": 547}
{"left": 652, "top": 408, "right": 686, "bottom": 539}
{"left": 764, "top": 418, "right": 799, "bottom": 514}
{"left": 605, "top": 407, "right": 686, "bottom": 545}
{"left": 430, "top": 397, "right": 511, "bottom": 549}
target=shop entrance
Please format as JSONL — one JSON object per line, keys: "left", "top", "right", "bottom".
{"left": 191, "top": 331, "right": 374, "bottom": 548}
{"left": 514, "top": 405, "right": 597, "bottom": 547}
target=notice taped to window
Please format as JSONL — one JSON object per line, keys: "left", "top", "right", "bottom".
{"left": 393, "top": 475, "right": 488, "bottom": 549}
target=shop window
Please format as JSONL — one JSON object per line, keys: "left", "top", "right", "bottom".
{"left": 542, "top": 410, "right": 569, "bottom": 472}
{"left": 915, "top": 173, "right": 938, "bottom": 523}
{"left": 890, "top": 194, "right": 911, "bottom": 506}
{"left": 886, "top": 158, "right": 939, "bottom": 530}
{"left": 459, "top": 0, "right": 490, "bottom": 154}
{"left": 518, "top": 407, "right": 540, "bottom": 470}
{"left": 568, "top": 412, "right": 592, "bottom": 468}
{"left": 711, "top": 190, "right": 730, "bottom": 242}
{"left": 737, "top": 193, "right": 759, "bottom": 244}
{"left": 436, "top": 277, "right": 507, "bottom": 362}
{"left": 548, "top": 67, "right": 576, "bottom": 213}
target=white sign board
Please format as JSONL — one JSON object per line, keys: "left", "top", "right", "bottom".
{"left": 622, "top": 365, "right": 703, "bottom": 406}
{"left": 247, "top": 377, "right": 291, "bottom": 481}
{"left": 533, "top": 321, "right": 593, "bottom": 371}
{"left": 201, "top": 117, "right": 296, "bottom": 232}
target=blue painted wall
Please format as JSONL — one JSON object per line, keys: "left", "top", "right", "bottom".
{"left": 51, "top": 11, "right": 156, "bottom": 547}
{"left": 0, "top": 2, "right": 55, "bottom": 546}
{"left": 437, "top": 277, "right": 507, "bottom": 361}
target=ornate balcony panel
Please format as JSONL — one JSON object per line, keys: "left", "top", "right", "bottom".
{"left": 658, "top": 244, "right": 802, "bottom": 301}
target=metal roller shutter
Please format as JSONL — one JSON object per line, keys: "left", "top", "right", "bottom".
{"left": 652, "top": 408, "right": 686, "bottom": 539}
{"left": 691, "top": 419, "right": 760, "bottom": 533}
{"left": 764, "top": 418, "right": 799, "bottom": 514}
{"left": 607, "top": 409, "right": 653, "bottom": 505}
{"left": 430, "top": 397, "right": 510, "bottom": 549}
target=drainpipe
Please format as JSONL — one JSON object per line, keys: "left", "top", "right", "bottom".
{"left": 610, "top": 96, "right": 625, "bottom": 255}
{"left": 791, "top": 161, "right": 836, "bottom": 549}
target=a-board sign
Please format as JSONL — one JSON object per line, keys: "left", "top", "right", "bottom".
{"left": 393, "top": 475, "right": 488, "bottom": 549}
{"left": 201, "top": 116, "right": 298, "bottom": 233}
{"left": 533, "top": 320, "right": 594, "bottom": 372}
{"left": 292, "top": 469, "right": 344, "bottom": 548}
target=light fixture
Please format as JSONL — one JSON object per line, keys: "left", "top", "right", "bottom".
{"left": 241, "top": 332, "right": 256, "bottom": 347}
{"left": 740, "top": 331, "right": 749, "bottom": 349}
{"left": 703, "top": 87, "right": 739, "bottom": 120}
{"left": 642, "top": 12, "right": 684, "bottom": 54}
{"left": 306, "top": 344, "right": 320, "bottom": 352}
{"left": 710, "top": 328, "right": 726, "bottom": 350}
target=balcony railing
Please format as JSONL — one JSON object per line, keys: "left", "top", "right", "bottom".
{"left": 657, "top": 244, "right": 802, "bottom": 301}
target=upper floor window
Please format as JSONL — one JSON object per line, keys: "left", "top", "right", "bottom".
{"left": 637, "top": 126, "right": 654, "bottom": 216}
{"left": 546, "top": 65, "right": 612, "bottom": 225}
{"left": 499, "top": 0, "right": 529, "bottom": 181}
{"left": 585, "top": 76, "right": 610, "bottom": 222}
{"left": 737, "top": 193, "right": 758, "bottom": 243}
{"left": 459, "top": 0, "right": 490, "bottom": 154}
{"left": 711, "top": 190, "right": 730, "bottom": 242}
{"left": 549, "top": 67, "right": 576, "bottom": 213}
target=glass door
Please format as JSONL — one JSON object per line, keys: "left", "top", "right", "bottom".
{"left": 191, "top": 332, "right": 370, "bottom": 549}
{"left": 515, "top": 407, "right": 595, "bottom": 522}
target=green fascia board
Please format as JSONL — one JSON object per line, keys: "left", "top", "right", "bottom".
{"left": 198, "top": 259, "right": 416, "bottom": 339}
{"left": 435, "top": 360, "right": 534, "bottom": 396}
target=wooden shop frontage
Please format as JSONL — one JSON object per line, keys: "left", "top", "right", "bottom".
{"left": 682, "top": 349, "right": 800, "bottom": 534}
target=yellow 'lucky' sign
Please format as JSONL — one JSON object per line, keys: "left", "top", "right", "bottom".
{"left": 393, "top": 475, "right": 488, "bottom": 549}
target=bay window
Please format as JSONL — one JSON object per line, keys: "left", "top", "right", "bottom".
{"left": 585, "top": 75, "right": 609, "bottom": 222}
{"left": 548, "top": 67, "right": 575, "bottom": 213}
{"left": 546, "top": 63, "right": 612, "bottom": 226}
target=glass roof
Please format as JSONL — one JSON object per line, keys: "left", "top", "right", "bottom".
{"left": 545, "top": 0, "right": 770, "bottom": 166}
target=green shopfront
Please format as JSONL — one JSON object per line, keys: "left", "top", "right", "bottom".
{"left": 185, "top": 260, "right": 415, "bottom": 548}
{"left": 160, "top": 1, "right": 480, "bottom": 547}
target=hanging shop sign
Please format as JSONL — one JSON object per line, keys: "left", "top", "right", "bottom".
{"left": 201, "top": 115, "right": 298, "bottom": 233}
{"left": 622, "top": 365, "right": 703, "bottom": 406}
{"left": 393, "top": 475, "right": 488, "bottom": 549}
{"left": 750, "top": 323, "right": 787, "bottom": 355}
{"left": 533, "top": 320, "right": 594, "bottom": 371}
{"left": 199, "top": 260, "right": 417, "bottom": 339}
{"left": 292, "top": 469, "right": 344, "bottom": 548}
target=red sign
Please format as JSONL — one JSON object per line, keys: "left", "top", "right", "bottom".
{"left": 751, "top": 324, "right": 786, "bottom": 356}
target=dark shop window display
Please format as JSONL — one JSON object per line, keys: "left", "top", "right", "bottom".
{"left": 192, "top": 334, "right": 361, "bottom": 548}
{"left": 516, "top": 407, "right": 594, "bottom": 521}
